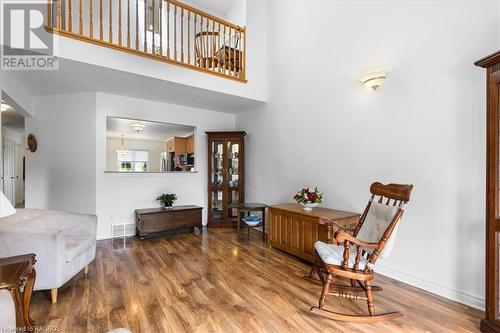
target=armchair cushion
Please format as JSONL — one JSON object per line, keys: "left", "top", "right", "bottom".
{"left": 356, "top": 202, "right": 400, "bottom": 259}
{"left": 0, "top": 290, "right": 15, "bottom": 331}
{"left": 314, "top": 241, "right": 367, "bottom": 270}
{"left": 65, "top": 235, "right": 94, "bottom": 263}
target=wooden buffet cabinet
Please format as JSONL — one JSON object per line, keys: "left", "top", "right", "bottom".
{"left": 268, "top": 204, "right": 360, "bottom": 262}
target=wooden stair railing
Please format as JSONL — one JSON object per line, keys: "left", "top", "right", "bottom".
{"left": 46, "top": 0, "right": 246, "bottom": 82}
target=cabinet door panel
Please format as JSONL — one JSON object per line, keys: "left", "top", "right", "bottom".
{"left": 290, "top": 217, "right": 301, "bottom": 250}
{"left": 210, "top": 140, "right": 224, "bottom": 187}
{"left": 227, "top": 190, "right": 240, "bottom": 223}
{"left": 227, "top": 138, "right": 241, "bottom": 189}
{"left": 211, "top": 190, "right": 225, "bottom": 222}
{"left": 280, "top": 215, "right": 290, "bottom": 246}
{"left": 270, "top": 213, "right": 279, "bottom": 242}
{"left": 301, "top": 218, "right": 318, "bottom": 257}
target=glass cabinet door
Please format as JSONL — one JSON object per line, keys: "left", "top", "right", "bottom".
{"left": 227, "top": 190, "right": 240, "bottom": 221}
{"left": 226, "top": 139, "right": 242, "bottom": 222}
{"left": 212, "top": 190, "right": 224, "bottom": 222}
{"left": 211, "top": 140, "right": 224, "bottom": 187}
{"left": 227, "top": 139, "right": 240, "bottom": 189}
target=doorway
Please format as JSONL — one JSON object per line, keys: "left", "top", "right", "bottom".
{"left": 1, "top": 99, "right": 25, "bottom": 207}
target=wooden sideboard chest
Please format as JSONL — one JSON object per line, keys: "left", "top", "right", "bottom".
{"left": 135, "top": 205, "right": 203, "bottom": 239}
{"left": 268, "top": 204, "right": 360, "bottom": 262}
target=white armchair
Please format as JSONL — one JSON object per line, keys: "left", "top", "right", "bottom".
{"left": 0, "top": 290, "right": 15, "bottom": 332}
{"left": 0, "top": 208, "right": 97, "bottom": 304}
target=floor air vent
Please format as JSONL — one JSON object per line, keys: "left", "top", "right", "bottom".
{"left": 112, "top": 223, "right": 136, "bottom": 238}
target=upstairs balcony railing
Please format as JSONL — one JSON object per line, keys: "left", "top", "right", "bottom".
{"left": 46, "top": 0, "right": 246, "bottom": 82}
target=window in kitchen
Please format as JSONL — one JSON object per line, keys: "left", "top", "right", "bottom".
{"left": 117, "top": 150, "right": 150, "bottom": 172}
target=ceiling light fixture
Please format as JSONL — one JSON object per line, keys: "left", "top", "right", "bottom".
{"left": 0, "top": 100, "right": 10, "bottom": 112}
{"left": 130, "top": 121, "right": 146, "bottom": 133}
{"left": 116, "top": 135, "right": 129, "bottom": 156}
{"left": 360, "top": 71, "right": 387, "bottom": 90}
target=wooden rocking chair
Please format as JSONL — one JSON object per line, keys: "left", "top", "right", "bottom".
{"left": 194, "top": 31, "right": 220, "bottom": 70}
{"left": 304, "top": 182, "right": 413, "bottom": 323}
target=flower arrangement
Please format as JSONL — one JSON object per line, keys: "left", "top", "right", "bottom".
{"left": 156, "top": 193, "right": 177, "bottom": 208}
{"left": 294, "top": 187, "right": 323, "bottom": 210}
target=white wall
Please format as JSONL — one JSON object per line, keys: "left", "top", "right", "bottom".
{"left": 25, "top": 93, "right": 97, "bottom": 214}
{"left": 95, "top": 93, "right": 235, "bottom": 239}
{"left": 236, "top": 1, "right": 500, "bottom": 309}
{"left": 224, "top": 1, "right": 246, "bottom": 26}
{"left": 23, "top": 91, "right": 235, "bottom": 238}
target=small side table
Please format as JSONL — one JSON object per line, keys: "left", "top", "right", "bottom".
{"left": 234, "top": 203, "right": 267, "bottom": 240}
{"left": 0, "top": 253, "right": 36, "bottom": 330}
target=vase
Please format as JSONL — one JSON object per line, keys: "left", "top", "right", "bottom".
{"left": 301, "top": 203, "right": 319, "bottom": 211}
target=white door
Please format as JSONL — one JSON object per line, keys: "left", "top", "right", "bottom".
{"left": 14, "top": 144, "right": 23, "bottom": 206}
{"left": 3, "top": 139, "right": 15, "bottom": 205}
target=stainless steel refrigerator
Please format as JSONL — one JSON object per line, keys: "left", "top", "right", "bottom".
{"left": 160, "top": 152, "right": 174, "bottom": 172}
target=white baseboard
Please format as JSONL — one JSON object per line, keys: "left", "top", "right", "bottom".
{"left": 376, "top": 264, "right": 484, "bottom": 310}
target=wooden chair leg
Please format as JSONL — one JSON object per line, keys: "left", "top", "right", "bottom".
{"left": 311, "top": 271, "right": 402, "bottom": 323}
{"left": 23, "top": 269, "right": 36, "bottom": 327}
{"left": 51, "top": 288, "right": 58, "bottom": 304}
{"left": 308, "top": 262, "right": 317, "bottom": 279}
{"left": 365, "top": 281, "right": 375, "bottom": 316}
{"left": 319, "top": 273, "right": 332, "bottom": 309}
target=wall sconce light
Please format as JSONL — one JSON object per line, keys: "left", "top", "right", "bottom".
{"left": 360, "top": 72, "right": 387, "bottom": 90}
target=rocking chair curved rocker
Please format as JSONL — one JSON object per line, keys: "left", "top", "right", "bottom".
{"left": 304, "top": 182, "right": 413, "bottom": 323}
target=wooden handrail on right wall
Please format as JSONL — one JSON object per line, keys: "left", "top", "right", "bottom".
{"left": 46, "top": 0, "right": 247, "bottom": 82}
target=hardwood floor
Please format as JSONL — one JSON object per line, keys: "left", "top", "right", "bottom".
{"left": 30, "top": 228, "right": 482, "bottom": 332}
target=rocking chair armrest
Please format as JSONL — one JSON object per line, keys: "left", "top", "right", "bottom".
{"left": 334, "top": 231, "right": 378, "bottom": 249}
{"left": 319, "top": 217, "right": 356, "bottom": 233}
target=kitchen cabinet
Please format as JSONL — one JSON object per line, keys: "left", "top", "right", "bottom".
{"left": 185, "top": 135, "right": 195, "bottom": 154}
{"left": 166, "top": 137, "right": 186, "bottom": 154}
{"left": 206, "top": 131, "right": 246, "bottom": 227}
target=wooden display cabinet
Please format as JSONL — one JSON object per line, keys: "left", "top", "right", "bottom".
{"left": 476, "top": 51, "right": 500, "bottom": 333}
{"left": 206, "top": 131, "right": 246, "bottom": 227}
